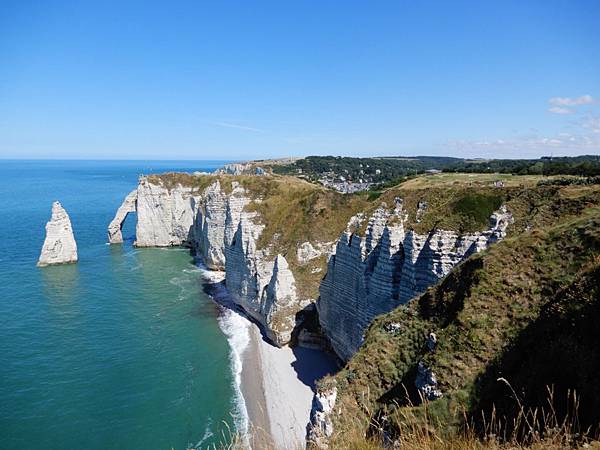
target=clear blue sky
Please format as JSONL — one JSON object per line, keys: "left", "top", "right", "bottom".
{"left": 1, "top": 1, "right": 599, "bottom": 160}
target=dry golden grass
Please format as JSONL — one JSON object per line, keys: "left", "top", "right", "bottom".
{"left": 214, "top": 386, "right": 600, "bottom": 449}
{"left": 399, "top": 173, "right": 569, "bottom": 189}
{"left": 319, "top": 384, "right": 599, "bottom": 450}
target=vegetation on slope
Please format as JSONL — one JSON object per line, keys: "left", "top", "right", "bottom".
{"left": 150, "top": 171, "right": 600, "bottom": 448}
{"left": 268, "top": 155, "right": 600, "bottom": 188}
{"left": 149, "top": 172, "right": 600, "bottom": 304}
{"left": 322, "top": 203, "right": 600, "bottom": 447}
{"left": 241, "top": 177, "right": 372, "bottom": 301}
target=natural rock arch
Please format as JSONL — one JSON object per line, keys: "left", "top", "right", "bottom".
{"left": 107, "top": 190, "right": 137, "bottom": 244}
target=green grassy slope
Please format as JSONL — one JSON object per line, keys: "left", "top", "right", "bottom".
{"left": 323, "top": 204, "right": 600, "bottom": 445}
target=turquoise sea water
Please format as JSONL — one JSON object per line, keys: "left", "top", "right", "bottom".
{"left": 0, "top": 160, "right": 239, "bottom": 450}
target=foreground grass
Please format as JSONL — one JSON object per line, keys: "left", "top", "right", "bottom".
{"left": 216, "top": 399, "right": 600, "bottom": 450}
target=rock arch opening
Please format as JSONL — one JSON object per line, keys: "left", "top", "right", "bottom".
{"left": 108, "top": 190, "right": 137, "bottom": 244}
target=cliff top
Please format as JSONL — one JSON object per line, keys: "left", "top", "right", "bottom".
{"left": 145, "top": 171, "right": 600, "bottom": 303}
{"left": 398, "top": 172, "right": 568, "bottom": 188}
{"left": 146, "top": 171, "right": 600, "bottom": 242}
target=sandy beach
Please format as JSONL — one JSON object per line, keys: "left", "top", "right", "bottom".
{"left": 241, "top": 322, "right": 338, "bottom": 450}
{"left": 201, "top": 268, "right": 339, "bottom": 449}
{"left": 240, "top": 325, "right": 272, "bottom": 448}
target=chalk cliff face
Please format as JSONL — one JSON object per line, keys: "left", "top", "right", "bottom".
{"left": 108, "top": 178, "right": 197, "bottom": 247}
{"left": 193, "top": 181, "right": 251, "bottom": 269}
{"left": 109, "top": 176, "right": 305, "bottom": 345}
{"left": 134, "top": 178, "right": 197, "bottom": 247}
{"left": 110, "top": 175, "right": 513, "bottom": 355}
{"left": 307, "top": 384, "right": 338, "bottom": 447}
{"left": 317, "top": 200, "right": 513, "bottom": 361}
{"left": 38, "top": 201, "right": 78, "bottom": 267}
{"left": 215, "top": 162, "right": 267, "bottom": 176}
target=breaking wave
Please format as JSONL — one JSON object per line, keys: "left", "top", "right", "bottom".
{"left": 198, "top": 263, "right": 250, "bottom": 442}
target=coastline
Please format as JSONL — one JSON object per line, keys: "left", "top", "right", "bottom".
{"left": 200, "top": 264, "right": 338, "bottom": 449}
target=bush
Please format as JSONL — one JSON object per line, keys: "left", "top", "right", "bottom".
{"left": 452, "top": 193, "right": 504, "bottom": 228}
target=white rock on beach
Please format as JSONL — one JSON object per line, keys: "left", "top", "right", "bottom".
{"left": 37, "top": 201, "right": 78, "bottom": 267}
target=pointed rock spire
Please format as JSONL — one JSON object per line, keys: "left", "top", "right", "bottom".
{"left": 37, "top": 201, "right": 78, "bottom": 267}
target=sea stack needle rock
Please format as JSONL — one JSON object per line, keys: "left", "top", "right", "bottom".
{"left": 37, "top": 201, "right": 78, "bottom": 267}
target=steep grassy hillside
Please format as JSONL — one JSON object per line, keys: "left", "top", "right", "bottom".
{"left": 321, "top": 204, "right": 600, "bottom": 446}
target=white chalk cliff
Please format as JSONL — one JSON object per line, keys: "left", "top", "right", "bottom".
{"left": 307, "top": 384, "right": 338, "bottom": 447}
{"left": 306, "top": 202, "right": 512, "bottom": 446}
{"left": 38, "top": 201, "right": 78, "bottom": 267}
{"left": 317, "top": 199, "right": 513, "bottom": 361}
{"left": 109, "top": 176, "right": 514, "bottom": 355}
{"left": 108, "top": 176, "right": 307, "bottom": 345}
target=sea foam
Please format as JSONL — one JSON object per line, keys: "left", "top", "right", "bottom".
{"left": 198, "top": 263, "right": 250, "bottom": 441}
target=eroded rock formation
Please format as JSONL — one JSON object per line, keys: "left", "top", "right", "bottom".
{"left": 307, "top": 384, "right": 338, "bottom": 448}
{"left": 317, "top": 200, "right": 513, "bottom": 361}
{"left": 109, "top": 175, "right": 513, "bottom": 358}
{"left": 215, "top": 162, "right": 267, "bottom": 176}
{"left": 108, "top": 190, "right": 137, "bottom": 244}
{"left": 134, "top": 178, "right": 197, "bottom": 247}
{"left": 38, "top": 201, "right": 78, "bottom": 267}
{"left": 108, "top": 176, "right": 306, "bottom": 345}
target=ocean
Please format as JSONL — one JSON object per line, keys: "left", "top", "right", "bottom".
{"left": 0, "top": 160, "right": 245, "bottom": 450}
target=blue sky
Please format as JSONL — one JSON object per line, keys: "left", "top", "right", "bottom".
{"left": 1, "top": 1, "right": 599, "bottom": 160}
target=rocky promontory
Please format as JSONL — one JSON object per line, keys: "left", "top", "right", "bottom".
{"left": 108, "top": 172, "right": 518, "bottom": 352}
{"left": 38, "top": 201, "right": 78, "bottom": 267}
{"left": 108, "top": 173, "right": 357, "bottom": 345}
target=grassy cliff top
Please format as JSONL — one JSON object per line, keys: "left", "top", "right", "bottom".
{"left": 398, "top": 172, "right": 566, "bottom": 188}
{"left": 149, "top": 172, "right": 600, "bottom": 234}
{"left": 147, "top": 171, "right": 370, "bottom": 244}
{"left": 324, "top": 203, "right": 600, "bottom": 446}
{"left": 146, "top": 172, "right": 600, "bottom": 303}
